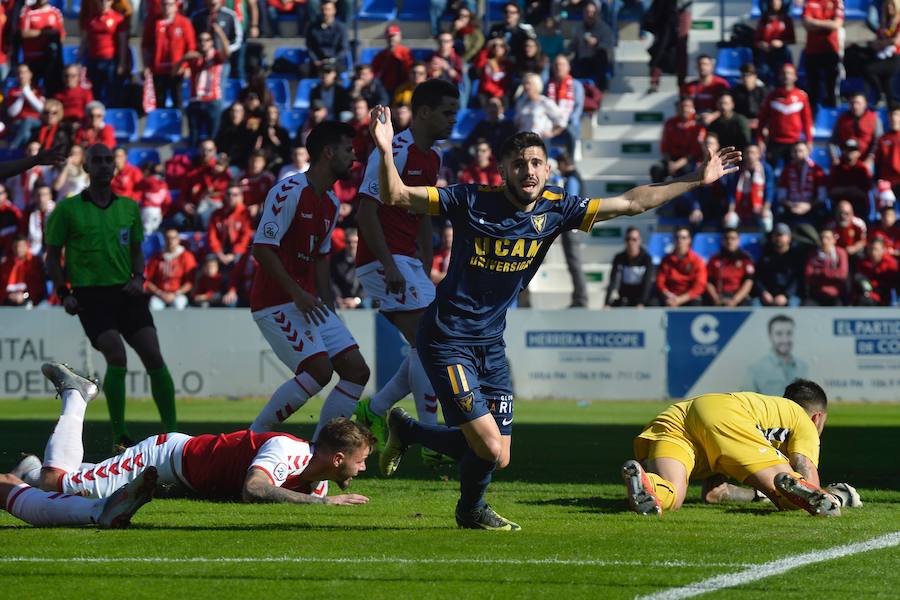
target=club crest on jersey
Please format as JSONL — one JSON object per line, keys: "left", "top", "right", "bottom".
{"left": 304, "top": 329, "right": 314, "bottom": 342}
{"left": 531, "top": 214, "right": 547, "bottom": 233}
{"left": 263, "top": 221, "right": 279, "bottom": 239}
{"left": 455, "top": 392, "right": 474, "bottom": 413}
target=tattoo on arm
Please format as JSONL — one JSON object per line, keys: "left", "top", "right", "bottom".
{"left": 242, "top": 471, "right": 326, "bottom": 505}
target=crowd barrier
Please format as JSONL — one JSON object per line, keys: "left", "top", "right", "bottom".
{"left": 1, "top": 307, "right": 898, "bottom": 401}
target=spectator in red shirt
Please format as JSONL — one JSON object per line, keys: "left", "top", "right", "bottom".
{"left": 54, "top": 65, "right": 94, "bottom": 125}
{"left": 429, "top": 31, "right": 464, "bottom": 87}
{"left": 759, "top": 63, "right": 813, "bottom": 167}
{"left": 180, "top": 25, "right": 230, "bottom": 148}
{"left": 207, "top": 182, "right": 252, "bottom": 267}
{"left": 828, "top": 139, "right": 873, "bottom": 219}
{"left": 680, "top": 54, "right": 731, "bottom": 124}
{"left": 136, "top": 161, "right": 172, "bottom": 235}
{"left": 875, "top": 106, "right": 900, "bottom": 197}
{"left": 829, "top": 93, "right": 882, "bottom": 168}
{"left": 829, "top": 199, "right": 868, "bottom": 260}
{"left": 458, "top": 139, "right": 503, "bottom": 186}
{"left": 111, "top": 147, "right": 143, "bottom": 200}
{"left": 431, "top": 224, "right": 452, "bottom": 285}
{"left": 238, "top": 151, "right": 275, "bottom": 219}
{"left": 19, "top": 0, "right": 65, "bottom": 95}
{"left": 191, "top": 253, "right": 226, "bottom": 306}
{"left": 777, "top": 142, "right": 827, "bottom": 226}
{"left": 804, "top": 227, "right": 849, "bottom": 305}
{"left": 653, "top": 227, "right": 708, "bottom": 307}
{"left": 6, "top": 64, "right": 45, "bottom": 149}
{"left": 870, "top": 204, "right": 900, "bottom": 257}
{"left": 705, "top": 228, "right": 755, "bottom": 306}
{"left": 222, "top": 248, "right": 256, "bottom": 306}
{"left": 372, "top": 24, "right": 414, "bottom": 95}
{"left": 33, "top": 99, "right": 71, "bottom": 155}
{"left": 476, "top": 37, "right": 512, "bottom": 105}
{"left": 142, "top": 0, "right": 197, "bottom": 108}
{"left": 348, "top": 96, "right": 373, "bottom": 168}
{"left": 73, "top": 101, "right": 117, "bottom": 149}
{"left": 802, "top": 0, "right": 844, "bottom": 108}
{"left": 0, "top": 235, "right": 46, "bottom": 306}
{"left": 25, "top": 184, "right": 55, "bottom": 256}
{"left": 0, "top": 184, "right": 23, "bottom": 259}
{"left": 145, "top": 226, "right": 198, "bottom": 310}
{"left": 85, "top": 0, "right": 128, "bottom": 107}
{"left": 855, "top": 237, "right": 898, "bottom": 305}
{"left": 650, "top": 97, "right": 705, "bottom": 183}
{"left": 754, "top": 0, "right": 795, "bottom": 84}
{"left": 0, "top": 3, "right": 9, "bottom": 83}
{"left": 725, "top": 143, "right": 775, "bottom": 230}
{"left": 7, "top": 142, "right": 49, "bottom": 211}
{"left": 183, "top": 146, "right": 231, "bottom": 228}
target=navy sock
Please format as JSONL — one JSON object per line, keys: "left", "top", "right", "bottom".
{"left": 400, "top": 418, "right": 468, "bottom": 460}
{"left": 458, "top": 449, "right": 496, "bottom": 511}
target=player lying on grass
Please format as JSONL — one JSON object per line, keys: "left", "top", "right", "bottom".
{"left": 368, "top": 104, "right": 741, "bottom": 530}
{"left": 622, "top": 379, "right": 860, "bottom": 517}
{"left": 1, "top": 465, "right": 156, "bottom": 528}
{"left": 14, "top": 363, "right": 374, "bottom": 506}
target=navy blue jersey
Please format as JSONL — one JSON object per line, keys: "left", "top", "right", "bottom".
{"left": 421, "top": 183, "right": 602, "bottom": 344}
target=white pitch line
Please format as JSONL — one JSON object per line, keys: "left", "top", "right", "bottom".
{"left": 0, "top": 556, "right": 753, "bottom": 569}
{"left": 637, "top": 531, "right": 900, "bottom": 600}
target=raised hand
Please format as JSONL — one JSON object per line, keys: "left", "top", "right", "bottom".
{"left": 368, "top": 105, "right": 394, "bottom": 154}
{"left": 701, "top": 146, "right": 742, "bottom": 185}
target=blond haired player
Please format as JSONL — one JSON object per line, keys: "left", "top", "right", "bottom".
{"left": 623, "top": 379, "right": 859, "bottom": 517}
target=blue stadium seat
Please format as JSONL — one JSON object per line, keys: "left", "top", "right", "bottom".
{"left": 0, "top": 148, "right": 24, "bottom": 162}
{"left": 844, "top": 0, "right": 867, "bottom": 19}
{"left": 65, "top": 0, "right": 81, "bottom": 19}
{"left": 692, "top": 232, "right": 722, "bottom": 261}
{"left": 128, "top": 147, "right": 162, "bottom": 167}
{"left": 398, "top": 0, "right": 429, "bottom": 20}
{"left": 714, "top": 47, "right": 752, "bottom": 80}
{"left": 840, "top": 77, "right": 867, "bottom": 99}
{"left": 739, "top": 233, "right": 764, "bottom": 261}
{"left": 358, "top": 0, "right": 397, "bottom": 20}
{"left": 647, "top": 232, "right": 674, "bottom": 266}
{"left": 141, "top": 109, "right": 183, "bottom": 143}
{"left": 411, "top": 48, "right": 433, "bottom": 62}
{"left": 266, "top": 78, "right": 291, "bottom": 108}
{"left": 450, "top": 109, "right": 485, "bottom": 142}
{"left": 62, "top": 46, "right": 80, "bottom": 66}
{"left": 293, "top": 78, "right": 318, "bottom": 109}
{"left": 487, "top": 0, "right": 507, "bottom": 21}
{"left": 141, "top": 231, "right": 164, "bottom": 259}
{"left": 105, "top": 108, "right": 139, "bottom": 143}
{"left": 811, "top": 146, "right": 831, "bottom": 172}
{"left": 273, "top": 47, "right": 309, "bottom": 79}
{"left": 358, "top": 47, "right": 380, "bottom": 65}
{"left": 751, "top": 0, "right": 802, "bottom": 18}
{"left": 224, "top": 79, "right": 243, "bottom": 104}
{"left": 813, "top": 105, "right": 844, "bottom": 140}
{"left": 879, "top": 107, "right": 890, "bottom": 131}
{"left": 280, "top": 108, "right": 307, "bottom": 138}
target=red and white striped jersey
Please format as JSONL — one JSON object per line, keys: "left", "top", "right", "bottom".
{"left": 250, "top": 173, "right": 340, "bottom": 312}
{"left": 356, "top": 128, "right": 441, "bottom": 266}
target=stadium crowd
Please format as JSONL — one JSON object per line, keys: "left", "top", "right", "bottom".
{"left": 0, "top": 0, "right": 896, "bottom": 308}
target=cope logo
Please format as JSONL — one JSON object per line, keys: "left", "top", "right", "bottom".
{"left": 690, "top": 314, "right": 720, "bottom": 356}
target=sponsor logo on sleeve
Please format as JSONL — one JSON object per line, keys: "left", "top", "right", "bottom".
{"left": 273, "top": 463, "right": 288, "bottom": 482}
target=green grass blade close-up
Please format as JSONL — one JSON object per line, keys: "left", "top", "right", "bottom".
{"left": 2, "top": 398, "right": 899, "bottom": 599}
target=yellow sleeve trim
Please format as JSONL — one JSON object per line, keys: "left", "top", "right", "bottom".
{"left": 578, "top": 198, "right": 602, "bottom": 232}
{"left": 542, "top": 189, "right": 563, "bottom": 201}
{"left": 426, "top": 186, "right": 440, "bottom": 216}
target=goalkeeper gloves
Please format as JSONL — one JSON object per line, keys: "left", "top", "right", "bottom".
{"left": 825, "top": 483, "right": 863, "bottom": 508}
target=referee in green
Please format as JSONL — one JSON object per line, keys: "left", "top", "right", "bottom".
{"left": 45, "top": 144, "right": 177, "bottom": 449}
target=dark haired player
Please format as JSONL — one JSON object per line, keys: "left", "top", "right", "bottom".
{"left": 623, "top": 380, "right": 859, "bottom": 517}
{"left": 369, "top": 105, "right": 741, "bottom": 530}
{"left": 353, "top": 79, "right": 460, "bottom": 466}
{"left": 248, "top": 121, "right": 371, "bottom": 441}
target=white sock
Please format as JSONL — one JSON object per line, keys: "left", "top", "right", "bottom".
{"left": 368, "top": 355, "right": 411, "bottom": 416}
{"left": 5, "top": 483, "right": 104, "bottom": 526}
{"left": 409, "top": 349, "right": 439, "bottom": 425}
{"left": 314, "top": 380, "right": 365, "bottom": 440}
{"left": 21, "top": 468, "right": 42, "bottom": 486}
{"left": 43, "top": 414, "right": 85, "bottom": 473}
{"left": 60, "top": 389, "right": 88, "bottom": 418}
{"left": 251, "top": 372, "right": 323, "bottom": 432}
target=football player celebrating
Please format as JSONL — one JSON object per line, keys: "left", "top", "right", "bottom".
{"left": 353, "top": 79, "right": 460, "bottom": 466}
{"left": 14, "top": 363, "right": 373, "bottom": 507}
{"left": 369, "top": 105, "right": 741, "bottom": 530}
{"left": 248, "top": 121, "right": 371, "bottom": 440}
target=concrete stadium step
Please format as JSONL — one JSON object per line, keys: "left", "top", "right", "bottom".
{"left": 578, "top": 155, "right": 655, "bottom": 177}
{"left": 609, "top": 76, "right": 680, "bottom": 94}
{"left": 593, "top": 91, "right": 678, "bottom": 126}
{"left": 583, "top": 137, "right": 660, "bottom": 159}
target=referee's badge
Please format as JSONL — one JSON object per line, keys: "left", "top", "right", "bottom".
{"left": 531, "top": 214, "right": 546, "bottom": 233}
{"left": 119, "top": 228, "right": 130, "bottom": 245}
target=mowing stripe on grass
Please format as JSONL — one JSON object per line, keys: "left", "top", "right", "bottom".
{"left": 637, "top": 531, "right": 900, "bottom": 600}
{"left": 0, "top": 556, "right": 752, "bottom": 569}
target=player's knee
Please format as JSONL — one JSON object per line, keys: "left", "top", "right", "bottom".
{"left": 304, "top": 356, "right": 335, "bottom": 388}
{"left": 479, "top": 437, "right": 503, "bottom": 463}
{"left": 346, "top": 361, "right": 370, "bottom": 386}
{"left": 497, "top": 455, "right": 511, "bottom": 470}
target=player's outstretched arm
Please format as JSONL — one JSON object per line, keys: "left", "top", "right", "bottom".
{"left": 368, "top": 105, "right": 432, "bottom": 214}
{"left": 242, "top": 469, "right": 369, "bottom": 505}
{"left": 595, "top": 147, "right": 742, "bottom": 221}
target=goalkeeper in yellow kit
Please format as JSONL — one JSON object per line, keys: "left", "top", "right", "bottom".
{"left": 623, "top": 379, "right": 860, "bottom": 517}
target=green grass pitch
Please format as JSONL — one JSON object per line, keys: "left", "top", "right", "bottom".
{"left": 1, "top": 397, "right": 899, "bottom": 598}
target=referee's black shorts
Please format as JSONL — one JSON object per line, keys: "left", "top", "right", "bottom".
{"left": 73, "top": 286, "right": 155, "bottom": 345}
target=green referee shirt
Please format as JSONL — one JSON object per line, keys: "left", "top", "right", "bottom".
{"left": 45, "top": 191, "right": 143, "bottom": 288}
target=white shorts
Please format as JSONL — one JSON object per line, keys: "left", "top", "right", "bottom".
{"left": 357, "top": 255, "right": 436, "bottom": 312}
{"left": 61, "top": 433, "right": 192, "bottom": 499}
{"left": 253, "top": 302, "right": 359, "bottom": 372}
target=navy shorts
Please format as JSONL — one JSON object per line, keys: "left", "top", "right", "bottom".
{"left": 417, "top": 336, "right": 515, "bottom": 435}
